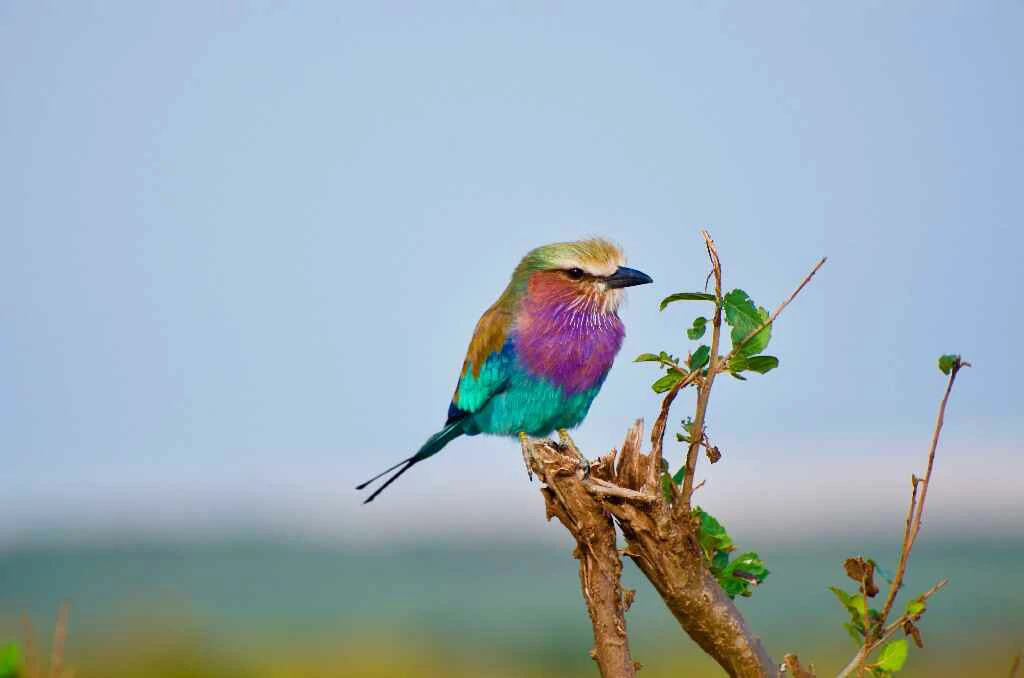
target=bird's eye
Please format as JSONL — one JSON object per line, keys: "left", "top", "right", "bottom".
{"left": 567, "top": 267, "right": 585, "bottom": 280}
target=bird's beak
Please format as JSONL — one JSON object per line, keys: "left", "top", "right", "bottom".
{"left": 604, "top": 266, "right": 654, "bottom": 289}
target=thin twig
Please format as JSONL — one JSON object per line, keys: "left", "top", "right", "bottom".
{"left": 678, "top": 231, "right": 724, "bottom": 512}
{"left": 840, "top": 578, "right": 949, "bottom": 677}
{"left": 877, "top": 578, "right": 948, "bottom": 643}
{"left": 1010, "top": 649, "right": 1022, "bottom": 678}
{"left": 722, "top": 256, "right": 827, "bottom": 365}
{"left": 649, "top": 368, "right": 701, "bottom": 490}
{"left": 838, "top": 358, "right": 968, "bottom": 678}
{"left": 876, "top": 477, "right": 920, "bottom": 629}
{"left": 48, "top": 602, "right": 69, "bottom": 678}
{"left": 878, "top": 361, "right": 965, "bottom": 629}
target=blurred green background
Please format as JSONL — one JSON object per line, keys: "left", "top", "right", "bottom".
{"left": 2, "top": 535, "right": 1021, "bottom": 676}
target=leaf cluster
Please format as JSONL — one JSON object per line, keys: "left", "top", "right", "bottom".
{"left": 638, "top": 287, "right": 780, "bottom": 394}
{"left": 830, "top": 585, "right": 883, "bottom": 648}
{"left": 721, "top": 289, "right": 779, "bottom": 378}
{"left": 693, "top": 507, "right": 769, "bottom": 599}
{"left": 937, "top": 354, "right": 959, "bottom": 375}
{"left": 830, "top": 555, "right": 928, "bottom": 676}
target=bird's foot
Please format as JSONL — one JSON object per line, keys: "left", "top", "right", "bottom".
{"left": 556, "top": 429, "right": 590, "bottom": 480}
{"left": 519, "top": 432, "right": 534, "bottom": 482}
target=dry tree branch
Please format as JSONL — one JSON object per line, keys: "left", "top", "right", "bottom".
{"left": 525, "top": 232, "right": 962, "bottom": 678}
{"left": 524, "top": 232, "right": 826, "bottom": 677}
{"left": 524, "top": 438, "right": 639, "bottom": 678}
{"left": 527, "top": 421, "right": 776, "bottom": 677}
{"left": 837, "top": 357, "right": 969, "bottom": 678}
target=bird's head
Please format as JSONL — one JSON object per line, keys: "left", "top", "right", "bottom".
{"left": 513, "top": 238, "right": 653, "bottom": 314}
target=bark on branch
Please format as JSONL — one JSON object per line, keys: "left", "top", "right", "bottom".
{"left": 525, "top": 420, "right": 776, "bottom": 678}
{"left": 525, "top": 438, "right": 638, "bottom": 678}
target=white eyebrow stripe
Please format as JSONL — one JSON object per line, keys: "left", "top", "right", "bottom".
{"left": 548, "top": 257, "right": 619, "bottom": 277}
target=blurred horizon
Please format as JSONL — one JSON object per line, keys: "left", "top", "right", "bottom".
{"left": 3, "top": 427, "right": 1020, "bottom": 549}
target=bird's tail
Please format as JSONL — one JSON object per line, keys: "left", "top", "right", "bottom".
{"left": 356, "top": 420, "right": 465, "bottom": 504}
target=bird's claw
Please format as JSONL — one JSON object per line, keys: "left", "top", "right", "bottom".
{"left": 557, "top": 429, "right": 590, "bottom": 480}
{"left": 576, "top": 456, "right": 591, "bottom": 480}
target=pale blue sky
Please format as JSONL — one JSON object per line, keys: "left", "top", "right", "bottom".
{"left": 1, "top": 2, "right": 1021, "bottom": 544}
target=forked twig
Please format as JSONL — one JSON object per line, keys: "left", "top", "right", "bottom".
{"left": 659, "top": 232, "right": 826, "bottom": 513}
{"left": 838, "top": 357, "right": 969, "bottom": 677}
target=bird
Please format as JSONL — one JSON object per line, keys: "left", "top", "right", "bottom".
{"left": 356, "top": 238, "right": 653, "bottom": 503}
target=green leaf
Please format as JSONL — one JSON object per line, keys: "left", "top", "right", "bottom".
{"left": 660, "top": 292, "right": 717, "bottom": 310}
{"left": 725, "top": 552, "right": 770, "bottom": 580}
{"left": 0, "top": 643, "right": 19, "bottom": 678}
{"left": 723, "top": 289, "right": 772, "bottom": 356}
{"left": 672, "top": 466, "right": 686, "bottom": 485}
{"left": 718, "top": 552, "right": 770, "bottom": 599}
{"left": 830, "top": 586, "right": 854, "bottom": 611}
{"left": 722, "top": 552, "right": 770, "bottom": 598}
{"left": 745, "top": 355, "right": 780, "bottom": 374}
{"left": 905, "top": 598, "right": 926, "bottom": 617}
{"left": 721, "top": 577, "right": 749, "bottom": 598}
{"left": 635, "top": 353, "right": 662, "bottom": 363}
{"left": 652, "top": 371, "right": 684, "bottom": 393}
{"left": 694, "top": 507, "right": 733, "bottom": 557}
{"left": 843, "top": 622, "right": 863, "bottom": 647}
{"left": 693, "top": 507, "right": 769, "bottom": 599}
{"left": 937, "top": 354, "right": 958, "bottom": 374}
{"left": 851, "top": 594, "right": 868, "bottom": 619}
{"left": 875, "top": 639, "right": 909, "bottom": 672}
{"left": 660, "top": 473, "right": 675, "bottom": 503}
{"left": 686, "top": 316, "right": 708, "bottom": 340}
{"left": 830, "top": 586, "right": 867, "bottom": 627}
{"left": 689, "top": 345, "right": 710, "bottom": 370}
{"left": 728, "top": 353, "right": 748, "bottom": 373}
